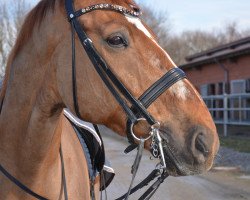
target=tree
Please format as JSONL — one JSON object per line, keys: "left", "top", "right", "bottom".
{"left": 140, "top": 5, "right": 250, "bottom": 66}
{"left": 217, "top": 22, "right": 243, "bottom": 44}
{"left": 141, "top": 6, "right": 172, "bottom": 49}
{"left": 164, "top": 30, "right": 221, "bottom": 65}
{"left": 0, "top": 0, "right": 29, "bottom": 78}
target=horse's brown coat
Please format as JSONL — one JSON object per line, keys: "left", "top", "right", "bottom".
{"left": 0, "top": 0, "right": 219, "bottom": 199}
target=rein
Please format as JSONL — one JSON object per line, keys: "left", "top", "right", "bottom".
{"left": 0, "top": 147, "right": 67, "bottom": 200}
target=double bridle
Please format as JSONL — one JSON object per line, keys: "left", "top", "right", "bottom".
{"left": 65, "top": 0, "right": 186, "bottom": 148}
{"left": 0, "top": 1, "right": 186, "bottom": 200}
{"left": 66, "top": 0, "right": 186, "bottom": 199}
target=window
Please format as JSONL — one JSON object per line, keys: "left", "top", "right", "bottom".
{"left": 200, "top": 84, "right": 208, "bottom": 96}
{"left": 216, "top": 82, "right": 224, "bottom": 95}
{"left": 200, "top": 82, "right": 225, "bottom": 96}
{"left": 246, "top": 79, "right": 250, "bottom": 93}
{"left": 231, "top": 80, "right": 245, "bottom": 94}
{"left": 208, "top": 84, "right": 215, "bottom": 95}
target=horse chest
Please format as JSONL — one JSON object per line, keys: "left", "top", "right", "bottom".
{"left": 61, "top": 118, "right": 93, "bottom": 200}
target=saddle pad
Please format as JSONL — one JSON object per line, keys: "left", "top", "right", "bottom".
{"left": 63, "top": 108, "right": 115, "bottom": 190}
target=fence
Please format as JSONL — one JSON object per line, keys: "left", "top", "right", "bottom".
{"left": 203, "top": 93, "right": 250, "bottom": 136}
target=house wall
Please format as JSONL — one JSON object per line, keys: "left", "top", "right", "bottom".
{"left": 182, "top": 54, "right": 250, "bottom": 136}
{"left": 184, "top": 54, "right": 250, "bottom": 90}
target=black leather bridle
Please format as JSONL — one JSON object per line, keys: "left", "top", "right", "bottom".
{"left": 65, "top": 1, "right": 186, "bottom": 146}
{"left": 65, "top": 2, "right": 186, "bottom": 199}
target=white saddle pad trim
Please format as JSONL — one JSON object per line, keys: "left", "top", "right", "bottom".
{"left": 63, "top": 108, "right": 102, "bottom": 146}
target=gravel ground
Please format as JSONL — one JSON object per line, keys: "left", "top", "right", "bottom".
{"left": 100, "top": 127, "right": 250, "bottom": 200}
{"left": 99, "top": 125, "right": 250, "bottom": 173}
{"left": 215, "top": 147, "right": 250, "bottom": 173}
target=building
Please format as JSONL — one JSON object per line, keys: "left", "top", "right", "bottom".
{"left": 180, "top": 37, "right": 250, "bottom": 136}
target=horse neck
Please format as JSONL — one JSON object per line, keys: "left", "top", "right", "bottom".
{"left": 0, "top": 11, "right": 63, "bottom": 176}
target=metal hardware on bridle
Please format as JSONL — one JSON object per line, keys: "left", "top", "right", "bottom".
{"left": 153, "top": 127, "right": 167, "bottom": 169}
{"left": 121, "top": 121, "right": 168, "bottom": 200}
{"left": 130, "top": 119, "right": 166, "bottom": 168}
{"left": 129, "top": 118, "right": 154, "bottom": 142}
{"left": 151, "top": 135, "right": 159, "bottom": 158}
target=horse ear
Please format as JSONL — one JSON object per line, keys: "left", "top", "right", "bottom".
{"left": 125, "top": 0, "right": 141, "bottom": 13}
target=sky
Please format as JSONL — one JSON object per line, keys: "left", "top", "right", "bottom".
{"left": 27, "top": 0, "right": 250, "bottom": 34}
{"left": 136, "top": 0, "right": 250, "bottom": 34}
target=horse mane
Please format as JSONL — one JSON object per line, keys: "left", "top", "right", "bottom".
{"left": 0, "top": 0, "right": 63, "bottom": 106}
{"left": 0, "top": 0, "right": 138, "bottom": 107}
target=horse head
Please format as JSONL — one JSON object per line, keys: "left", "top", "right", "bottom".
{"left": 49, "top": 0, "right": 220, "bottom": 176}
{"left": 0, "top": 0, "right": 219, "bottom": 178}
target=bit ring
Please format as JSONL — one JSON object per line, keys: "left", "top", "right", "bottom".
{"left": 130, "top": 118, "right": 153, "bottom": 142}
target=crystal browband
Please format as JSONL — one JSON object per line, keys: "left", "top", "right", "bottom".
{"left": 69, "top": 3, "right": 142, "bottom": 20}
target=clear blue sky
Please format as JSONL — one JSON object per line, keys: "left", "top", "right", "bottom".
{"left": 28, "top": 0, "right": 250, "bottom": 34}
{"left": 136, "top": 0, "right": 250, "bottom": 34}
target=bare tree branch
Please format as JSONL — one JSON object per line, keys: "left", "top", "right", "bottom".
{"left": 0, "top": 0, "right": 29, "bottom": 78}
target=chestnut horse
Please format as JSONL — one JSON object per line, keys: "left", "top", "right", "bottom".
{"left": 0, "top": 0, "right": 219, "bottom": 199}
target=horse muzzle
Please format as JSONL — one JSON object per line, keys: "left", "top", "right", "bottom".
{"left": 159, "top": 125, "right": 219, "bottom": 176}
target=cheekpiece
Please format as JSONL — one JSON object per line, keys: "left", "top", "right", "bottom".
{"left": 73, "top": 3, "right": 142, "bottom": 18}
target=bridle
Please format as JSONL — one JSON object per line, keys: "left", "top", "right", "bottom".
{"left": 0, "top": 1, "right": 186, "bottom": 200}
{"left": 65, "top": 0, "right": 186, "bottom": 149}
{"left": 65, "top": 0, "right": 186, "bottom": 199}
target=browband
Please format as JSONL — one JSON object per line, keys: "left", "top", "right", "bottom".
{"left": 69, "top": 3, "right": 141, "bottom": 19}
{"left": 68, "top": 3, "right": 141, "bottom": 21}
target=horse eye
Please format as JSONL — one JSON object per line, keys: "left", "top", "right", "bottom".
{"left": 107, "top": 35, "right": 128, "bottom": 48}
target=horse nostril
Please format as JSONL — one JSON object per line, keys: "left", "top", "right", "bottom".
{"left": 195, "top": 133, "right": 209, "bottom": 157}
{"left": 190, "top": 127, "right": 214, "bottom": 164}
